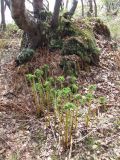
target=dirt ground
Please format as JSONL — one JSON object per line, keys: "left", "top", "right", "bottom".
{"left": 0, "top": 36, "right": 120, "bottom": 160}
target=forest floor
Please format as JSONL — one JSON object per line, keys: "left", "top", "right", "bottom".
{"left": 0, "top": 31, "right": 120, "bottom": 160}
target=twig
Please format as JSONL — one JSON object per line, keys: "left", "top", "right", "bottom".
{"left": 27, "top": 0, "right": 33, "bottom": 5}
{"left": 50, "top": 121, "right": 57, "bottom": 146}
{"left": 76, "top": 129, "right": 95, "bottom": 143}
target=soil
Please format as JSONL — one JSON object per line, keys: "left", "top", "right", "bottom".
{"left": 0, "top": 35, "right": 120, "bottom": 159}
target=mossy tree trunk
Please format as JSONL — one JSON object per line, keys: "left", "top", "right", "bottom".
{"left": 10, "top": 0, "right": 102, "bottom": 68}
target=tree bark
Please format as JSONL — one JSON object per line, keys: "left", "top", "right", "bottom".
{"left": 69, "top": 0, "right": 78, "bottom": 16}
{"left": 51, "top": 0, "right": 62, "bottom": 29}
{"left": 10, "top": 0, "right": 38, "bottom": 32}
{"left": 33, "top": 0, "right": 43, "bottom": 18}
{"left": 93, "top": 0, "right": 97, "bottom": 17}
{"left": 11, "top": 0, "right": 45, "bottom": 49}
{"left": 64, "top": 0, "right": 78, "bottom": 18}
{"left": 4, "top": 0, "right": 10, "bottom": 10}
{"left": 0, "top": 0, "right": 6, "bottom": 30}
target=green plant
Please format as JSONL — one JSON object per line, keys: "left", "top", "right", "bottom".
{"left": 57, "top": 76, "right": 65, "bottom": 88}
{"left": 73, "top": 94, "right": 82, "bottom": 129}
{"left": 99, "top": 96, "right": 107, "bottom": 111}
{"left": 26, "top": 74, "right": 42, "bottom": 116}
{"left": 85, "top": 85, "right": 96, "bottom": 127}
{"left": 16, "top": 49, "right": 35, "bottom": 65}
{"left": 26, "top": 66, "right": 106, "bottom": 150}
{"left": 34, "top": 69, "right": 44, "bottom": 79}
{"left": 70, "top": 75, "right": 77, "bottom": 84}
{"left": 63, "top": 102, "right": 76, "bottom": 148}
{"left": 71, "top": 84, "right": 79, "bottom": 93}
{"left": 10, "top": 152, "right": 19, "bottom": 160}
{"left": 42, "top": 64, "right": 49, "bottom": 80}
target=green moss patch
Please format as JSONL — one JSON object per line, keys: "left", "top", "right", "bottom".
{"left": 62, "top": 28, "right": 100, "bottom": 65}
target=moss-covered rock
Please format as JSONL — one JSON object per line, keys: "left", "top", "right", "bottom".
{"left": 91, "top": 18, "right": 111, "bottom": 40}
{"left": 62, "top": 28, "right": 100, "bottom": 65}
{"left": 60, "top": 55, "right": 82, "bottom": 76}
{"left": 78, "top": 18, "right": 111, "bottom": 40}
{"left": 49, "top": 18, "right": 100, "bottom": 67}
{"left": 15, "top": 48, "right": 35, "bottom": 66}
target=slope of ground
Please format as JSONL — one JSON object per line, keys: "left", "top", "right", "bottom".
{"left": 0, "top": 32, "right": 120, "bottom": 159}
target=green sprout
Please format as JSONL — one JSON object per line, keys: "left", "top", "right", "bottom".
{"left": 57, "top": 76, "right": 65, "bottom": 88}
{"left": 80, "top": 96, "right": 87, "bottom": 106}
{"left": 85, "top": 87, "right": 95, "bottom": 127}
{"left": 88, "top": 85, "right": 97, "bottom": 93}
{"left": 42, "top": 64, "right": 49, "bottom": 80}
{"left": 44, "top": 80, "right": 51, "bottom": 89}
{"left": 26, "top": 74, "right": 41, "bottom": 117}
{"left": 71, "top": 84, "right": 79, "bottom": 93}
{"left": 63, "top": 102, "right": 76, "bottom": 148}
{"left": 57, "top": 76, "right": 65, "bottom": 82}
{"left": 44, "top": 80, "right": 52, "bottom": 106}
{"left": 86, "top": 93, "right": 94, "bottom": 103}
{"left": 35, "top": 82, "right": 43, "bottom": 91}
{"left": 99, "top": 96, "right": 107, "bottom": 105}
{"left": 74, "top": 94, "right": 82, "bottom": 100}
{"left": 99, "top": 96, "right": 107, "bottom": 111}
{"left": 26, "top": 66, "right": 108, "bottom": 150}
{"left": 61, "top": 87, "right": 71, "bottom": 96}
{"left": 70, "top": 76, "right": 77, "bottom": 84}
{"left": 26, "top": 74, "right": 36, "bottom": 81}
{"left": 47, "top": 77, "right": 54, "bottom": 84}
{"left": 34, "top": 69, "right": 44, "bottom": 78}
{"left": 73, "top": 94, "right": 82, "bottom": 129}
{"left": 64, "top": 102, "right": 76, "bottom": 110}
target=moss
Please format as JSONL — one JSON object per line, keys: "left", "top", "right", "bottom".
{"left": 49, "top": 38, "right": 63, "bottom": 51}
{"left": 50, "top": 18, "right": 100, "bottom": 62}
{"left": 49, "top": 18, "right": 100, "bottom": 70}
{"left": 49, "top": 17, "right": 76, "bottom": 50}
{"left": 90, "top": 18, "right": 111, "bottom": 40}
{"left": 94, "top": 22, "right": 111, "bottom": 39}
{"left": 58, "top": 17, "right": 77, "bottom": 37}
{"left": 62, "top": 28, "right": 100, "bottom": 65}
{"left": 60, "top": 56, "right": 79, "bottom": 76}
{"left": 15, "top": 48, "right": 35, "bottom": 66}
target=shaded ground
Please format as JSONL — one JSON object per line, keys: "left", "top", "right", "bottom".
{"left": 0, "top": 36, "right": 120, "bottom": 159}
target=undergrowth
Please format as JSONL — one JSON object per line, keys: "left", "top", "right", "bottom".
{"left": 26, "top": 64, "right": 107, "bottom": 149}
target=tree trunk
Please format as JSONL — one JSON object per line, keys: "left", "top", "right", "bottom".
{"left": 88, "top": 0, "right": 93, "bottom": 13}
{"left": 12, "top": 0, "right": 47, "bottom": 49}
{"left": 51, "top": 0, "right": 62, "bottom": 29}
{"left": 0, "top": 0, "right": 6, "bottom": 31}
{"left": 33, "top": 0, "right": 43, "bottom": 18}
{"left": 4, "top": 0, "right": 10, "bottom": 10}
{"left": 64, "top": 0, "right": 78, "bottom": 18}
{"left": 69, "top": 0, "right": 78, "bottom": 16}
{"left": 93, "top": 0, "right": 97, "bottom": 17}
{"left": 81, "top": 0, "right": 84, "bottom": 17}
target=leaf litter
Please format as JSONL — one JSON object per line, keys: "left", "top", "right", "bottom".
{"left": 0, "top": 35, "right": 120, "bottom": 160}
